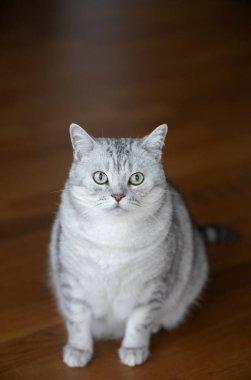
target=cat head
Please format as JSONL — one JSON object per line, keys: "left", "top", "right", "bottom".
{"left": 68, "top": 123, "right": 168, "bottom": 216}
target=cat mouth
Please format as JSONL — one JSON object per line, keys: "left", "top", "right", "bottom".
{"left": 114, "top": 204, "right": 122, "bottom": 210}
{"left": 111, "top": 203, "right": 127, "bottom": 212}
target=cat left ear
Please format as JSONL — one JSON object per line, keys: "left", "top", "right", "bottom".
{"left": 69, "top": 123, "right": 97, "bottom": 160}
{"left": 142, "top": 124, "right": 168, "bottom": 160}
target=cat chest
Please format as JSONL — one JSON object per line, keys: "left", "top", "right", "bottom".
{"left": 76, "top": 253, "right": 162, "bottom": 321}
{"left": 62, "top": 220, "right": 168, "bottom": 320}
{"left": 74, "top": 215, "right": 166, "bottom": 251}
{"left": 76, "top": 265, "right": 138, "bottom": 320}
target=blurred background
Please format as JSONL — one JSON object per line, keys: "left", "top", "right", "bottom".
{"left": 0, "top": 1, "right": 250, "bottom": 379}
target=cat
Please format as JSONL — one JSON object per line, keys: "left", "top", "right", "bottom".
{"left": 49, "top": 123, "right": 237, "bottom": 367}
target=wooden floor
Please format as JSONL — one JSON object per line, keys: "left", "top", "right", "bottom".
{"left": 1, "top": 1, "right": 251, "bottom": 379}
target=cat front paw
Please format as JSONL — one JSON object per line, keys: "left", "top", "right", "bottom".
{"left": 63, "top": 345, "right": 92, "bottom": 367}
{"left": 118, "top": 346, "right": 150, "bottom": 367}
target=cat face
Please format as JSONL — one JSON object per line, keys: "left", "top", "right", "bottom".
{"left": 68, "top": 124, "right": 168, "bottom": 216}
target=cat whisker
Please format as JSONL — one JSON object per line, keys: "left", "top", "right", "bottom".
{"left": 95, "top": 201, "right": 107, "bottom": 207}
{"left": 50, "top": 188, "right": 64, "bottom": 194}
{"left": 127, "top": 200, "right": 141, "bottom": 207}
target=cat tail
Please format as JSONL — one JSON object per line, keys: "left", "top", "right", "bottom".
{"left": 196, "top": 224, "right": 239, "bottom": 244}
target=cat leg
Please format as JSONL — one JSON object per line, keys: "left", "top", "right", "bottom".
{"left": 161, "top": 303, "right": 188, "bottom": 330}
{"left": 63, "top": 315, "right": 93, "bottom": 367}
{"left": 61, "top": 294, "right": 93, "bottom": 367}
{"left": 118, "top": 305, "right": 155, "bottom": 367}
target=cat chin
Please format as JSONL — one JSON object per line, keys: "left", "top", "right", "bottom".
{"left": 95, "top": 204, "right": 127, "bottom": 214}
{"left": 106, "top": 204, "right": 140, "bottom": 215}
{"left": 95, "top": 200, "right": 141, "bottom": 214}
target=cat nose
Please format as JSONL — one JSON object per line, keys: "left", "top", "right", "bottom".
{"left": 111, "top": 193, "right": 125, "bottom": 202}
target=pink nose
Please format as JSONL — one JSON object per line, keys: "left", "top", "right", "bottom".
{"left": 111, "top": 193, "right": 125, "bottom": 202}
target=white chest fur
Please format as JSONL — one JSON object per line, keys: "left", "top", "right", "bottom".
{"left": 60, "top": 198, "right": 171, "bottom": 327}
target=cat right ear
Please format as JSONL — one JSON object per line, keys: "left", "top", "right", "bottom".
{"left": 69, "top": 123, "right": 96, "bottom": 160}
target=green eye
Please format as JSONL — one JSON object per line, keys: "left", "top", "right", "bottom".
{"left": 129, "top": 172, "right": 144, "bottom": 185}
{"left": 93, "top": 171, "right": 108, "bottom": 184}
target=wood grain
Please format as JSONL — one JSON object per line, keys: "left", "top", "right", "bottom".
{"left": 0, "top": 1, "right": 250, "bottom": 379}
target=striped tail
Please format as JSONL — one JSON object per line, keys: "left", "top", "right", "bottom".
{"left": 197, "top": 224, "right": 239, "bottom": 244}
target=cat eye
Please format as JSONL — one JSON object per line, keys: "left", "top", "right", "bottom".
{"left": 93, "top": 171, "right": 108, "bottom": 185}
{"left": 129, "top": 172, "right": 144, "bottom": 186}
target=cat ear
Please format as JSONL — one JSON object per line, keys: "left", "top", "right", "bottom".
{"left": 142, "top": 124, "right": 168, "bottom": 160}
{"left": 69, "top": 123, "right": 96, "bottom": 160}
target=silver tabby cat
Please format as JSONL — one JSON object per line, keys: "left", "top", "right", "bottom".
{"left": 50, "top": 123, "right": 219, "bottom": 367}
